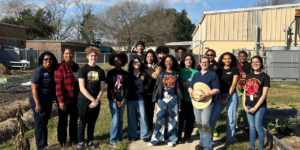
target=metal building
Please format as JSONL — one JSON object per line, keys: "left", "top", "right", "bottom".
{"left": 192, "top": 3, "right": 300, "bottom": 59}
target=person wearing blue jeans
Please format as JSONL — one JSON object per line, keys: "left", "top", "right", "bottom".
{"left": 211, "top": 52, "right": 239, "bottom": 149}
{"left": 243, "top": 56, "right": 270, "bottom": 150}
{"left": 147, "top": 55, "right": 184, "bottom": 147}
{"left": 188, "top": 55, "right": 220, "bottom": 150}
{"left": 127, "top": 57, "right": 151, "bottom": 142}
{"left": 106, "top": 53, "right": 129, "bottom": 148}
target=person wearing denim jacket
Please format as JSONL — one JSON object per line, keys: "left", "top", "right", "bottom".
{"left": 106, "top": 53, "right": 129, "bottom": 148}
{"left": 210, "top": 52, "right": 240, "bottom": 149}
{"left": 243, "top": 56, "right": 270, "bottom": 150}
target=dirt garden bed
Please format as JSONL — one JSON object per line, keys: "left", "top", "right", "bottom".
{"left": 0, "top": 99, "right": 31, "bottom": 122}
{"left": 0, "top": 103, "right": 58, "bottom": 143}
{"left": 265, "top": 109, "right": 300, "bottom": 150}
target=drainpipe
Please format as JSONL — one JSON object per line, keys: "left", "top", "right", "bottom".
{"left": 294, "top": 17, "right": 299, "bottom": 46}
{"left": 255, "top": 26, "right": 259, "bottom": 56}
{"left": 285, "top": 26, "right": 290, "bottom": 49}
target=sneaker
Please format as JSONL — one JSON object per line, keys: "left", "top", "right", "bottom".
{"left": 186, "top": 138, "right": 192, "bottom": 143}
{"left": 143, "top": 138, "right": 151, "bottom": 142}
{"left": 76, "top": 142, "right": 84, "bottom": 149}
{"left": 110, "top": 143, "right": 116, "bottom": 148}
{"left": 168, "top": 142, "right": 175, "bottom": 147}
{"left": 147, "top": 142, "right": 154, "bottom": 147}
{"left": 87, "top": 142, "right": 99, "bottom": 149}
{"left": 195, "top": 145, "right": 203, "bottom": 150}
{"left": 213, "top": 129, "right": 218, "bottom": 137}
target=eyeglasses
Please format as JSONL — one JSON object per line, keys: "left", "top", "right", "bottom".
{"left": 201, "top": 62, "right": 209, "bottom": 64}
{"left": 133, "top": 61, "right": 140, "bottom": 64}
{"left": 207, "top": 55, "right": 214, "bottom": 57}
{"left": 44, "top": 59, "right": 53, "bottom": 61}
{"left": 251, "top": 62, "right": 261, "bottom": 64}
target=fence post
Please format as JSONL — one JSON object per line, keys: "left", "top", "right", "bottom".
{"left": 299, "top": 53, "right": 300, "bottom": 83}
{"left": 25, "top": 49, "right": 27, "bottom": 61}
{"left": 75, "top": 52, "right": 77, "bottom": 63}
{"left": 37, "top": 49, "right": 39, "bottom": 67}
{"left": 104, "top": 53, "right": 106, "bottom": 67}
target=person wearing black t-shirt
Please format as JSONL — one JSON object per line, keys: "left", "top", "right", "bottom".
{"left": 244, "top": 56, "right": 270, "bottom": 150}
{"left": 196, "top": 49, "right": 219, "bottom": 72}
{"left": 77, "top": 47, "right": 105, "bottom": 149}
{"left": 210, "top": 52, "right": 239, "bottom": 149}
{"left": 130, "top": 41, "right": 145, "bottom": 63}
{"left": 106, "top": 53, "right": 129, "bottom": 148}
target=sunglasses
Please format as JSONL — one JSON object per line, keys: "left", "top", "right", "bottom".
{"left": 207, "top": 55, "right": 214, "bottom": 57}
{"left": 44, "top": 59, "right": 53, "bottom": 61}
{"left": 133, "top": 61, "right": 140, "bottom": 64}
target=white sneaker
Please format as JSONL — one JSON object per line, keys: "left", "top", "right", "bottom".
{"left": 168, "top": 142, "right": 175, "bottom": 147}
{"left": 147, "top": 142, "right": 154, "bottom": 147}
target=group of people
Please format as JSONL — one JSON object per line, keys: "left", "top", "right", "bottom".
{"left": 30, "top": 40, "right": 270, "bottom": 150}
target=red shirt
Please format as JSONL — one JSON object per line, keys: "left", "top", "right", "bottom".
{"left": 237, "top": 63, "right": 247, "bottom": 86}
{"left": 54, "top": 61, "right": 80, "bottom": 104}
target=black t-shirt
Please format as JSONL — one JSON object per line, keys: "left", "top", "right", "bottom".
{"left": 216, "top": 67, "right": 239, "bottom": 93}
{"left": 78, "top": 64, "right": 106, "bottom": 100}
{"left": 245, "top": 72, "right": 270, "bottom": 108}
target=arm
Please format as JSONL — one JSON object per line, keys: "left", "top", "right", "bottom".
{"left": 249, "top": 87, "right": 269, "bottom": 113}
{"left": 89, "top": 81, "right": 105, "bottom": 108}
{"left": 54, "top": 66, "right": 66, "bottom": 111}
{"left": 78, "top": 78, "right": 96, "bottom": 102}
{"left": 31, "top": 83, "right": 42, "bottom": 113}
{"left": 145, "top": 66, "right": 161, "bottom": 79}
{"left": 183, "top": 82, "right": 190, "bottom": 88}
{"left": 224, "top": 75, "right": 239, "bottom": 102}
{"left": 107, "top": 71, "right": 117, "bottom": 101}
{"left": 243, "top": 89, "right": 250, "bottom": 113}
{"left": 120, "top": 73, "right": 129, "bottom": 107}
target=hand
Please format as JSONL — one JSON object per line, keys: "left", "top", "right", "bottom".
{"left": 59, "top": 102, "right": 66, "bottom": 111}
{"left": 120, "top": 99, "right": 126, "bottom": 107}
{"left": 189, "top": 91, "right": 194, "bottom": 100}
{"left": 35, "top": 104, "right": 43, "bottom": 114}
{"left": 89, "top": 99, "right": 99, "bottom": 108}
{"left": 244, "top": 106, "right": 250, "bottom": 113}
{"left": 237, "top": 84, "right": 243, "bottom": 91}
{"left": 154, "top": 103, "right": 158, "bottom": 110}
{"left": 199, "top": 93, "right": 209, "bottom": 101}
{"left": 150, "top": 63, "right": 157, "bottom": 71}
{"left": 219, "top": 98, "right": 227, "bottom": 105}
{"left": 179, "top": 109, "right": 182, "bottom": 112}
{"left": 249, "top": 107, "right": 257, "bottom": 114}
{"left": 117, "top": 101, "right": 121, "bottom": 107}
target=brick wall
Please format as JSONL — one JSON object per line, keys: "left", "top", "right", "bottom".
{"left": 26, "top": 42, "right": 62, "bottom": 62}
{"left": 0, "top": 23, "right": 26, "bottom": 48}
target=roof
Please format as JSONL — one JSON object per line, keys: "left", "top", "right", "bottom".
{"left": 26, "top": 40, "right": 94, "bottom": 46}
{"left": 165, "top": 41, "right": 192, "bottom": 49}
{"left": 0, "top": 22, "right": 26, "bottom": 29}
{"left": 192, "top": 3, "right": 300, "bottom": 36}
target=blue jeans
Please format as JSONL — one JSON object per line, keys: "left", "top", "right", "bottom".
{"left": 150, "top": 95, "right": 179, "bottom": 145}
{"left": 127, "top": 100, "right": 151, "bottom": 139}
{"left": 193, "top": 103, "right": 214, "bottom": 150}
{"left": 210, "top": 91, "right": 238, "bottom": 142}
{"left": 109, "top": 100, "right": 126, "bottom": 144}
{"left": 246, "top": 106, "right": 266, "bottom": 150}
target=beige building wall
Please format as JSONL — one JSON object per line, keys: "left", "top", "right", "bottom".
{"left": 193, "top": 5, "right": 300, "bottom": 58}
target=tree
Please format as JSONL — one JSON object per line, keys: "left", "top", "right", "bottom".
{"left": 0, "top": 0, "right": 37, "bottom": 19}
{"left": 172, "top": 9, "right": 195, "bottom": 42}
{"left": 1, "top": 9, "right": 54, "bottom": 40}
{"left": 44, "top": 0, "right": 75, "bottom": 40}
{"left": 254, "top": 0, "right": 300, "bottom": 6}
{"left": 96, "top": 0, "right": 175, "bottom": 52}
{"left": 79, "top": 11, "right": 96, "bottom": 44}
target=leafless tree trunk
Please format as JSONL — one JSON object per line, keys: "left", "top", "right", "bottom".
{"left": 255, "top": 0, "right": 300, "bottom": 6}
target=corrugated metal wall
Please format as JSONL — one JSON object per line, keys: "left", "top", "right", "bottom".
{"left": 202, "top": 7, "right": 300, "bottom": 41}
{"left": 266, "top": 51, "right": 300, "bottom": 82}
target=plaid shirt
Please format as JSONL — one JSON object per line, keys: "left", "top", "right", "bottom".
{"left": 55, "top": 61, "right": 80, "bottom": 104}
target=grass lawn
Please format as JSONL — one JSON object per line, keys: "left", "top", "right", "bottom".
{"left": 0, "top": 94, "right": 130, "bottom": 150}
{"left": 1, "top": 82, "right": 299, "bottom": 150}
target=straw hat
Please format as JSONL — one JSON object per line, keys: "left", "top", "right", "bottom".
{"left": 191, "top": 82, "right": 212, "bottom": 109}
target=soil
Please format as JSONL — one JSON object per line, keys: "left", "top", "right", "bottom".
{"left": 0, "top": 92, "right": 30, "bottom": 106}
{"left": 269, "top": 128, "right": 300, "bottom": 149}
